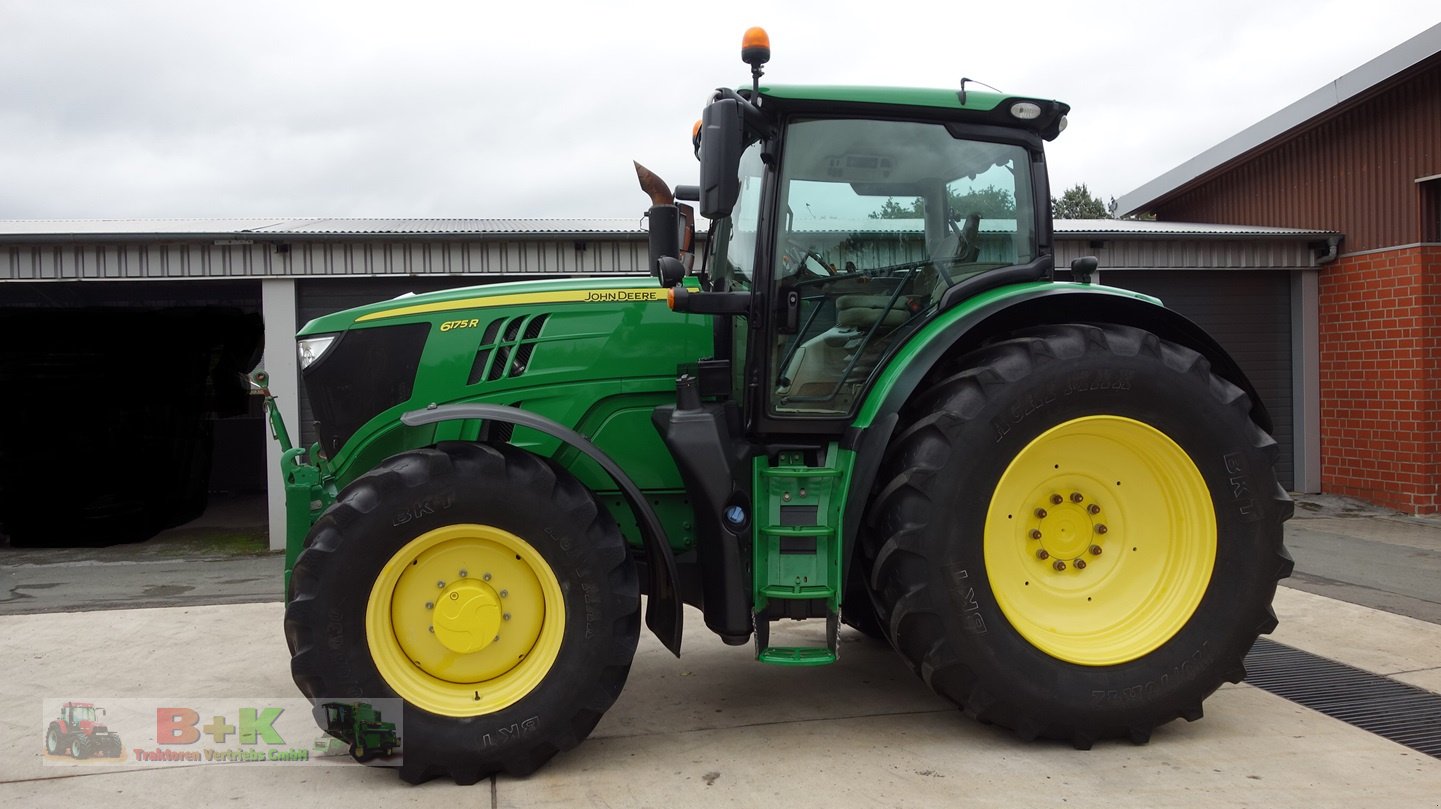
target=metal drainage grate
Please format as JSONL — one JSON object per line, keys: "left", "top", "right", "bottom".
{"left": 1244, "top": 637, "right": 1441, "bottom": 758}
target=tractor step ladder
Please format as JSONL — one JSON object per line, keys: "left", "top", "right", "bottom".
{"left": 752, "top": 445, "right": 847, "bottom": 666}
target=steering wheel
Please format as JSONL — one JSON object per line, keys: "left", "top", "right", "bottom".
{"left": 783, "top": 241, "right": 836, "bottom": 277}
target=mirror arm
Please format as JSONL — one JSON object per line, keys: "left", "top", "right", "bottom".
{"left": 714, "top": 88, "right": 774, "bottom": 137}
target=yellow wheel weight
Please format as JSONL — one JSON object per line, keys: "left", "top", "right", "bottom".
{"left": 984, "top": 416, "right": 1217, "bottom": 666}
{"left": 366, "top": 524, "right": 565, "bottom": 716}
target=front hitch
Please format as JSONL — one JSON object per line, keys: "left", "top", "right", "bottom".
{"left": 251, "top": 371, "right": 337, "bottom": 594}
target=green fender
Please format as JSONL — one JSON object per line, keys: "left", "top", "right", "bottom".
{"left": 837, "top": 280, "right": 1273, "bottom": 578}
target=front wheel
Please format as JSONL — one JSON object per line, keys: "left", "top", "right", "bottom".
{"left": 45, "top": 725, "right": 62, "bottom": 755}
{"left": 285, "top": 442, "right": 640, "bottom": 783}
{"left": 863, "top": 323, "right": 1293, "bottom": 746}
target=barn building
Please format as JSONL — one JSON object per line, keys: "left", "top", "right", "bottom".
{"left": 1117, "top": 21, "right": 1441, "bottom": 514}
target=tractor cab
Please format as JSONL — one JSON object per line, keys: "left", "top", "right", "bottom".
{"left": 640, "top": 31, "right": 1072, "bottom": 662}
{"left": 733, "top": 114, "right": 1042, "bottom": 419}
{"left": 62, "top": 703, "right": 99, "bottom": 726}
{"left": 652, "top": 30, "right": 1067, "bottom": 436}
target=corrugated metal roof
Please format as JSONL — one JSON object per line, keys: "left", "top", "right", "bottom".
{"left": 1116, "top": 21, "right": 1441, "bottom": 215}
{"left": 0, "top": 218, "right": 292, "bottom": 236}
{"left": 0, "top": 217, "right": 651, "bottom": 239}
{"left": 1054, "top": 219, "right": 1335, "bottom": 239}
{"left": 255, "top": 218, "right": 650, "bottom": 235}
{"left": 0, "top": 217, "right": 1331, "bottom": 241}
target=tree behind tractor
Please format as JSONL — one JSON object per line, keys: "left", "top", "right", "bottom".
{"left": 264, "top": 28, "right": 1292, "bottom": 784}
{"left": 45, "top": 702, "right": 123, "bottom": 759}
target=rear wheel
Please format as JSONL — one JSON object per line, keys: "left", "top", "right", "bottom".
{"left": 863, "top": 323, "right": 1292, "bottom": 746}
{"left": 286, "top": 442, "right": 639, "bottom": 783}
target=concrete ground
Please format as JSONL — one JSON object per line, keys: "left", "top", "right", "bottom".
{"left": 2, "top": 493, "right": 1440, "bottom": 806}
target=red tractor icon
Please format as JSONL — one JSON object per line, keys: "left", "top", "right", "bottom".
{"left": 46, "top": 702, "right": 123, "bottom": 759}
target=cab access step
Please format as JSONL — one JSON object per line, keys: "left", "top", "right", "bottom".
{"left": 751, "top": 446, "right": 847, "bottom": 665}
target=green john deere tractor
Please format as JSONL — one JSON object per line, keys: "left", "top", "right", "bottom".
{"left": 320, "top": 702, "right": 400, "bottom": 762}
{"left": 266, "top": 28, "right": 1292, "bottom": 784}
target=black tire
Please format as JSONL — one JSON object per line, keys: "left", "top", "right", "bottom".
{"left": 862, "top": 323, "right": 1293, "bottom": 747}
{"left": 45, "top": 724, "right": 62, "bottom": 755}
{"left": 285, "top": 442, "right": 640, "bottom": 784}
{"left": 841, "top": 569, "right": 887, "bottom": 641}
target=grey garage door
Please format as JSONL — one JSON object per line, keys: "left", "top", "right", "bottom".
{"left": 1102, "top": 270, "right": 1294, "bottom": 490}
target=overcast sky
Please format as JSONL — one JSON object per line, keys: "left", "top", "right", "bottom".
{"left": 1, "top": 1, "right": 1437, "bottom": 221}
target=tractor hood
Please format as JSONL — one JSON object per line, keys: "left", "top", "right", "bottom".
{"left": 297, "top": 276, "right": 672, "bottom": 336}
{"left": 294, "top": 274, "right": 710, "bottom": 475}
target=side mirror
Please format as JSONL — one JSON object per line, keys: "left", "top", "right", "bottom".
{"left": 1070, "top": 256, "right": 1098, "bottom": 284}
{"left": 699, "top": 98, "right": 744, "bottom": 219}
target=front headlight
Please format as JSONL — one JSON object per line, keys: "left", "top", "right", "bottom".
{"left": 297, "top": 335, "right": 337, "bottom": 370}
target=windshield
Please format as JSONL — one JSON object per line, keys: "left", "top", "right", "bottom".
{"left": 770, "top": 118, "right": 1036, "bottom": 416}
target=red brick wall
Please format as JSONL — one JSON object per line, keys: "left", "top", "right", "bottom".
{"left": 1318, "top": 245, "right": 1441, "bottom": 513}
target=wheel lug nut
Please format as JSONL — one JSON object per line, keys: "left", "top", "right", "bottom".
{"left": 428, "top": 626, "right": 435, "bottom": 633}
{"left": 499, "top": 590, "right": 509, "bottom": 598}
{"left": 1070, "top": 492, "right": 1084, "bottom": 503}
{"left": 483, "top": 573, "right": 492, "bottom": 582}
{"left": 1074, "top": 559, "right": 1087, "bottom": 570}
{"left": 425, "top": 601, "right": 433, "bottom": 610}
{"left": 1036, "top": 549, "right": 1050, "bottom": 560}
{"left": 503, "top": 613, "right": 512, "bottom": 621}
{"left": 1034, "top": 508, "right": 1048, "bottom": 519}
{"left": 1050, "top": 494, "right": 1063, "bottom": 505}
{"left": 1029, "top": 529, "right": 1043, "bottom": 540}
{"left": 1087, "top": 504, "right": 1100, "bottom": 515}
{"left": 1053, "top": 560, "right": 1067, "bottom": 571}
{"left": 436, "top": 580, "right": 445, "bottom": 589}
{"left": 459, "top": 569, "right": 468, "bottom": 578}
{"left": 1090, "top": 545, "right": 1103, "bottom": 556}
{"left": 1095, "top": 524, "right": 1109, "bottom": 534}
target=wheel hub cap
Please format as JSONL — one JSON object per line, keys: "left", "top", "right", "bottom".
{"left": 433, "top": 579, "right": 503, "bottom": 654}
{"left": 1034, "top": 493, "right": 1102, "bottom": 563}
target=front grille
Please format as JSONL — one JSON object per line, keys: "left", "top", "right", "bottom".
{"left": 303, "top": 323, "right": 429, "bottom": 456}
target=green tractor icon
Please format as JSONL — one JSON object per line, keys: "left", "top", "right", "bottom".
{"left": 319, "top": 702, "right": 400, "bottom": 762}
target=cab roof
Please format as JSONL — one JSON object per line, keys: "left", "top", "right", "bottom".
{"left": 752, "top": 84, "right": 1070, "bottom": 140}
{"left": 757, "top": 84, "right": 1009, "bottom": 112}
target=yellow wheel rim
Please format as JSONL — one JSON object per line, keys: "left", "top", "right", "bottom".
{"left": 366, "top": 524, "right": 565, "bottom": 716}
{"left": 984, "top": 416, "right": 1216, "bottom": 666}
